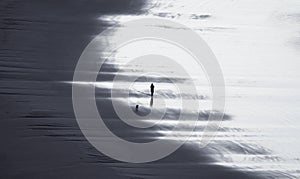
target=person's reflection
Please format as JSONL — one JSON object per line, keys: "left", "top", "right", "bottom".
{"left": 150, "top": 96, "right": 153, "bottom": 107}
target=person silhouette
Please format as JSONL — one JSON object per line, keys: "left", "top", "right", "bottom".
{"left": 135, "top": 105, "right": 139, "bottom": 111}
{"left": 150, "top": 83, "right": 154, "bottom": 96}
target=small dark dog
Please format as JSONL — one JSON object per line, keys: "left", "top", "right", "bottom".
{"left": 135, "top": 105, "right": 139, "bottom": 111}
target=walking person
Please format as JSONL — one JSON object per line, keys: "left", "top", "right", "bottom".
{"left": 150, "top": 83, "right": 155, "bottom": 97}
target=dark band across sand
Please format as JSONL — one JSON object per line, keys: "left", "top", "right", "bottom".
{"left": 0, "top": 0, "right": 287, "bottom": 178}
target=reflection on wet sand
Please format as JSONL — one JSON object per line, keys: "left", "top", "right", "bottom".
{"left": 150, "top": 96, "right": 153, "bottom": 107}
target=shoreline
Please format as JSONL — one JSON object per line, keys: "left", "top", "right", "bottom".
{"left": 0, "top": 0, "right": 293, "bottom": 178}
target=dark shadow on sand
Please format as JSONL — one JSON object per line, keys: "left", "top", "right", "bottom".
{"left": 0, "top": 0, "right": 280, "bottom": 178}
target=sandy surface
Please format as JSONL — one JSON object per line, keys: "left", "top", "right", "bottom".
{"left": 0, "top": 0, "right": 295, "bottom": 178}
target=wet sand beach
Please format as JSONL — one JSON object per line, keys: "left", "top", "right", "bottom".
{"left": 1, "top": 0, "right": 300, "bottom": 178}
